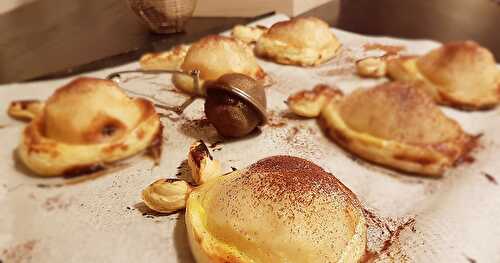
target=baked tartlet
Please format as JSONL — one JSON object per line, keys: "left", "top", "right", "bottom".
{"left": 357, "top": 41, "right": 500, "bottom": 110}
{"left": 142, "top": 142, "right": 367, "bottom": 263}
{"left": 10, "top": 77, "right": 162, "bottom": 176}
{"left": 172, "top": 35, "right": 267, "bottom": 96}
{"left": 255, "top": 17, "right": 341, "bottom": 67}
{"left": 288, "top": 82, "right": 476, "bottom": 176}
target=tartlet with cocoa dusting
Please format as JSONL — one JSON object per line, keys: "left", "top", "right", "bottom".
{"left": 142, "top": 140, "right": 367, "bottom": 263}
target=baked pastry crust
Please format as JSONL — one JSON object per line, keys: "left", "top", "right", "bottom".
{"left": 231, "top": 24, "right": 267, "bottom": 44}
{"left": 8, "top": 100, "right": 44, "bottom": 120}
{"left": 185, "top": 156, "right": 367, "bottom": 263}
{"left": 139, "top": 44, "right": 190, "bottom": 71}
{"left": 172, "top": 35, "right": 266, "bottom": 96}
{"left": 320, "top": 82, "right": 474, "bottom": 176}
{"left": 255, "top": 17, "right": 341, "bottom": 67}
{"left": 386, "top": 41, "right": 500, "bottom": 110}
{"left": 15, "top": 77, "right": 161, "bottom": 176}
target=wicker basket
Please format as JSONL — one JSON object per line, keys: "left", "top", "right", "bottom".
{"left": 128, "top": 0, "right": 197, "bottom": 33}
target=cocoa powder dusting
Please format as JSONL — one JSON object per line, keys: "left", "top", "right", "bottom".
{"left": 237, "top": 156, "right": 357, "bottom": 209}
{"left": 454, "top": 133, "right": 482, "bottom": 166}
{"left": 42, "top": 194, "right": 75, "bottom": 211}
{"left": 465, "top": 255, "right": 477, "bottom": 263}
{"left": 270, "top": 122, "right": 320, "bottom": 158}
{"left": 178, "top": 117, "right": 220, "bottom": 142}
{"left": 482, "top": 171, "right": 497, "bottom": 185}
{"left": 1, "top": 240, "right": 37, "bottom": 263}
{"left": 361, "top": 208, "right": 417, "bottom": 262}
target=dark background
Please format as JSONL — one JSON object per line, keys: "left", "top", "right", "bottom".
{"left": 0, "top": 0, "right": 498, "bottom": 84}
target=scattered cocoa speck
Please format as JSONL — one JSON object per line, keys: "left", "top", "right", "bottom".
{"left": 362, "top": 208, "right": 417, "bottom": 262}
{"left": 36, "top": 183, "right": 63, "bottom": 188}
{"left": 286, "top": 127, "right": 300, "bottom": 143}
{"left": 1, "top": 240, "right": 37, "bottom": 263}
{"left": 464, "top": 255, "right": 477, "bottom": 263}
{"left": 184, "top": 118, "right": 212, "bottom": 128}
{"left": 482, "top": 171, "right": 497, "bottom": 185}
{"left": 126, "top": 207, "right": 131, "bottom": 210}
{"left": 178, "top": 117, "right": 219, "bottom": 141}
{"left": 231, "top": 167, "right": 238, "bottom": 171}
{"left": 380, "top": 218, "right": 416, "bottom": 255}
{"left": 455, "top": 133, "right": 482, "bottom": 166}
{"left": 42, "top": 194, "right": 74, "bottom": 211}
{"left": 212, "top": 148, "right": 222, "bottom": 152}
{"left": 175, "top": 160, "right": 194, "bottom": 183}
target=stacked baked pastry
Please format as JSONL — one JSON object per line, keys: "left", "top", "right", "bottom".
{"left": 9, "top": 77, "right": 162, "bottom": 176}
{"left": 173, "top": 35, "right": 267, "bottom": 95}
{"left": 143, "top": 142, "right": 367, "bottom": 263}
{"left": 139, "top": 35, "right": 267, "bottom": 96}
{"left": 357, "top": 41, "right": 500, "bottom": 110}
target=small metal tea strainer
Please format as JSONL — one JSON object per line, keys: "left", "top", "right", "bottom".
{"left": 106, "top": 69, "right": 267, "bottom": 138}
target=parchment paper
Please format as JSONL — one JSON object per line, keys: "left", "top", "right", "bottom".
{"left": 1, "top": 14, "right": 499, "bottom": 263}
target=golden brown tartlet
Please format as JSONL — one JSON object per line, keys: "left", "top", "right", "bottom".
{"left": 288, "top": 82, "right": 475, "bottom": 176}
{"left": 142, "top": 150, "right": 367, "bottom": 263}
{"left": 172, "top": 35, "right": 266, "bottom": 96}
{"left": 255, "top": 17, "right": 341, "bottom": 67}
{"left": 362, "top": 41, "right": 500, "bottom": 110}
{"left": 12, "top": 77, "right": 162, "bottom": 176}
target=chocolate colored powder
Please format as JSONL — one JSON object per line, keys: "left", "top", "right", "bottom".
{"left": 482, "top": 172, "right": 497, "bottom": 185}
